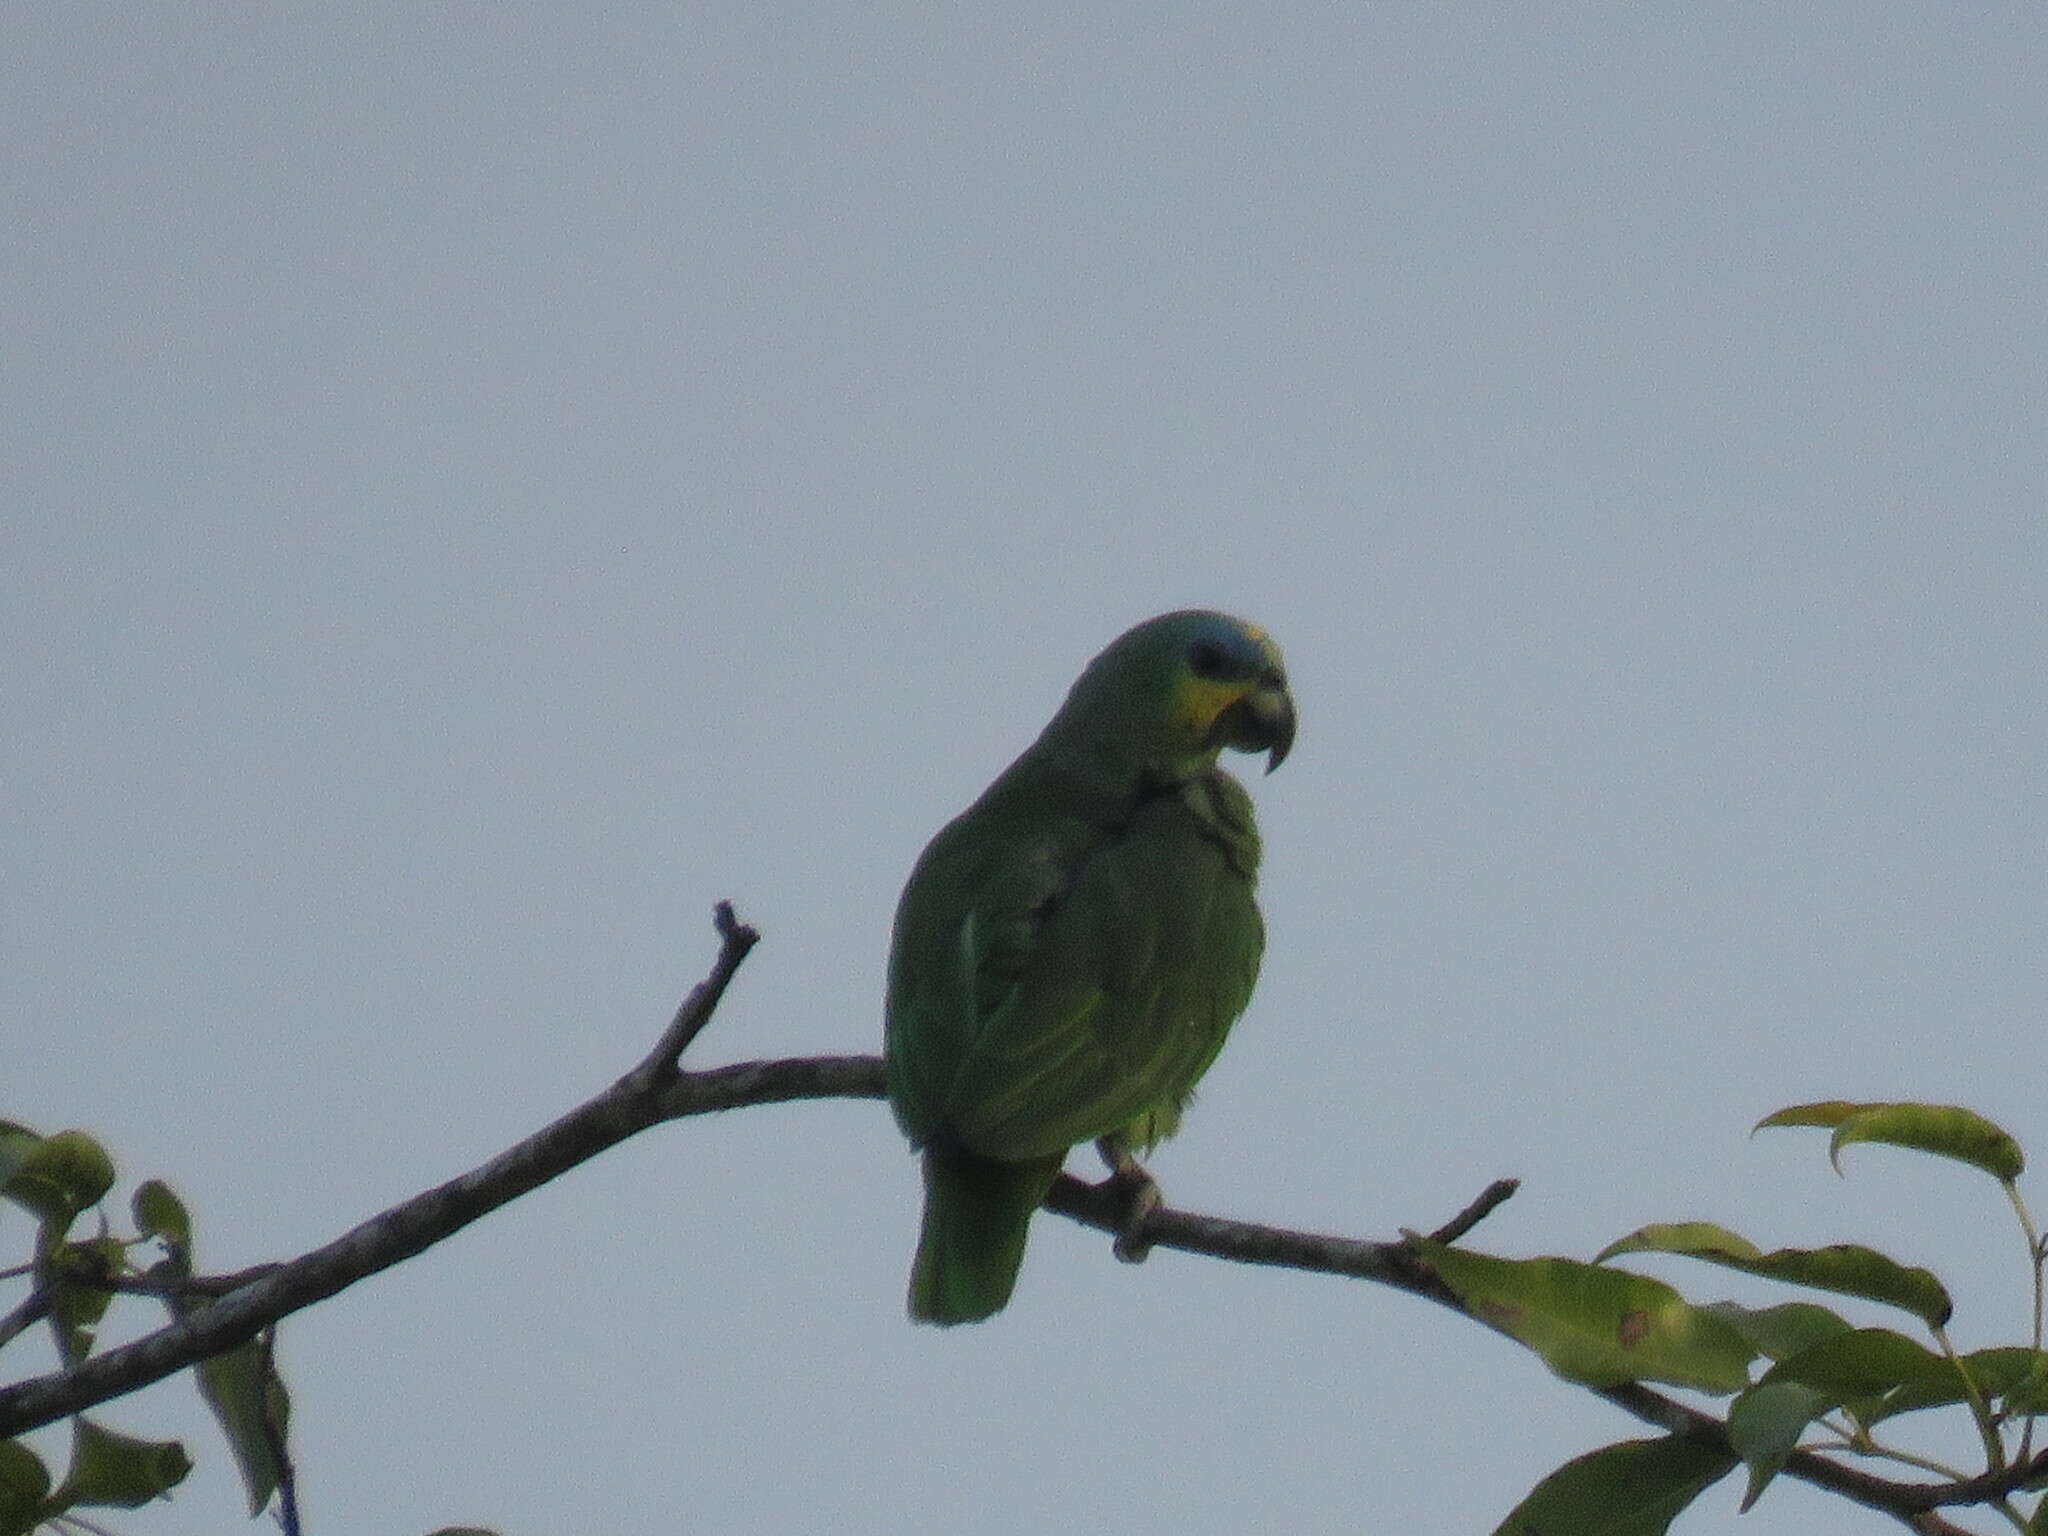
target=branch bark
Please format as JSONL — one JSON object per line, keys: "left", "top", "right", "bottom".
{"left": 0, "top": 907, "right": 2029, "bottom": 1535}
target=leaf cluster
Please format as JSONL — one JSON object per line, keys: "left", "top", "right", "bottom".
{"left": 0, "top": 1121, "right": 286, "bottom": 1533}
{"left": 1417, "top": 1102, "right": 2048, "bottom": 1534}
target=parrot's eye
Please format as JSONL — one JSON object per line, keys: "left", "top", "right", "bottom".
{"left": 1188, "top": 641, "right": 1230, "bottom": 679}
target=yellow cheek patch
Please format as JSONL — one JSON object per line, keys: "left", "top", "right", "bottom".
{"left": 1172, "top": 674, "right": 1249, "bottom": 735}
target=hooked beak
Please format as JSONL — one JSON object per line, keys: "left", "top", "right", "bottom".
{"left": 1212, "top": 677, "right": 1296, "bottom": 773}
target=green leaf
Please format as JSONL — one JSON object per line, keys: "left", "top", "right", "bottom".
{"left": 0, "top": 1125, "right": 41, "bottom": 1193}
{"left": 1760, "top": 1328, "right": 1950, "bottom": 1425}
{"left": 2003, "top": 1350, "right": 2048, "bottom": 1417}
{"left": 132, "top": 1180, "right": 192, "bottom": 1250}
{"left": 1727, "top": 1381, "right": 1830, "bottom": 1510}
{"left": 1757, "top": 1100, "right": 2025, "bottom": 1181}
{"left": 1597, "top": 1222, "right": 1952, "bottom": 1327}
{"left": 140, "top": 1177, "right": 289, "bottom": 1517}
{"left": 1701, "top": 1300, "right": 1854, "bottom": 1361}
{"left": 47, "top": 1417, "right": 192, "bottom": 1511}
{"left": 1832, "top": 1103, "right": 2024, "bottom": 1181}
{"left": 1755, "top": 1100, "right": 1866, "bottom": 1130}
{"left": 0, "top": 1439, "right": 52, "bottom": 1536}
{"left": 1600, "top": 1221, "right": 1762, "bottom": 1263}
{"left": 1493, "top": 1434, "right": 1736, "bottom": 1535}
{"left": 1863, "top": 1346, "right": 2048, "bottom": 1425}
{"left": 1419, "top": 1240, "right": 1756, "bottom": 1392}
{"left": 47, "top": 1236, "right": 125, "bottom": 1366}
{"left": 2029, "top": 1490, "right": 2048, "bottom": 1535}
{"left": 2, "top": 1130, "right": 117, "bottom": 1234}
{"left": 196, "top": 1337, "right": 288, "bottom": 1515}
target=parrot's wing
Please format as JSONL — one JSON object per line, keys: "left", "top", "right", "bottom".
{"left": 933, "top": 790, "right": 1262, "bottom": 1161}
{"left": 884, "top": 814, "right": 1059, "bottom": 1144}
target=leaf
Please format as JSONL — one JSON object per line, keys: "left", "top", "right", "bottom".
{"left": 0, "top": 1125, "right": 41, "bottom": 1193}
{"left": 1756, "top": 1101, "right": 1867, "bottom": 1130}
{"left": 1493, "top": 1434, "right": 1736, "bottom": 1535}
{"left": 2003, "top": 1351, "right": 2048, "bottom": 1417}
{"left": 133, "top": 1189, "right": 290, "bottom": 1516}
{"left": 47, "top": 1417, "right": 191, "bottom": 1511}
{"left": 1599, "top": 1221, "right": 1761, "bottom": 1262}
{"left": 1599, "top": 1221, "right": 1761, "bottom": 1263}
{"left": 1419, "top": 1241, "right": 1755, "bottom": 1392}
{"left": 196, "top": 1337, "right": 288, "bottom": 1515}
{"left": 1863, "top": 1346, "right": 2048, "bottom": 1425}
{"left": 1757, "top": 1100, "right": 2024, "bottom": 1181}
{"left": 1727, "top": 1381, "right": 1830, "bottom": 1510}
{"left": 1831, "top": 1103, "right": 2024, "bottom": 1181}
{"left": 1597, "top": 1222, "right": 1952, "bottom": 1326}
{"left": 131, "top": 1180, "right": 192, "bottom": 1250}
{"left": 1760, "top": 1328, "right": 1951, "bottom": 1425}
{"left": 47, "top": 1236, "right": 125, "bottom": 1365}
{"left": 1, "top": 1130, "right": 116, "bottom": 1234}
{"left": 0, "top": 1439, "right": 52, "bottom": 1536}
{"left": 1701, "top": 1300, "right": 1854, "bottom": 1362}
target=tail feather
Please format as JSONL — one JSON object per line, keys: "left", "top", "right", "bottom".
{"left": 909, "top": 1147, "right": 1063, "bottom": 1325}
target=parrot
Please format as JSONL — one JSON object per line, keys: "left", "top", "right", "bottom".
{"left": 884, "top": 609, "right": 1295, "bottom": 1325}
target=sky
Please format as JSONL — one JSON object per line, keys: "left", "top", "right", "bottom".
{"left": 5, "top": 5, "right": 2046, "bottom": 1534}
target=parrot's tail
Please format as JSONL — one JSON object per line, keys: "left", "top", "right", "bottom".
{"left": 909, "top": 1146, "right": 1063, "bottom": 1325}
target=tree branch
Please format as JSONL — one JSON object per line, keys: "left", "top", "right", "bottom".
{"left": 0, "top": 908, "right": 859, "bottom": 1438}
{"left": 0, "top": 905, "right": 2030, "bottom": 1534}
{"left": 630, "top": 900, "right": 760, "bottom": 1086}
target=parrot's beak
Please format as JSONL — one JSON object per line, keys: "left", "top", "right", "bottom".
{"left": 1256, "top": 686, "right": 1296, "bottom": 774}
{"left": 1213, "top": 677, "right": 1295, "bottom": 773}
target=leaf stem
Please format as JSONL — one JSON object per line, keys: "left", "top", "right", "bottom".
{"left": 1933, "top": 1322, "right": 2007, "bottom": 1475}
{"left": 2004, "top": 1178, "right": 2044, "bottom": 1463}
{"left": 1817, "top": 1425, "right": 1973, "bottom": 1482}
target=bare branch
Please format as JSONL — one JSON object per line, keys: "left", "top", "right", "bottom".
{"left": 1045, "top": 1172, "right": 1450, "bottom": 1296}
{"left": 1428, "top": 1177, "right": 1521, "bottom": 1244}
{"left": 91, "top": 1264, "right": 283, "bottom": 1302}
{"left": 630, "top": 900, "right": 761, "bottom": 1087}
{"left": 0, "top": 1039, "right": 881, "bottom": 1435}
{"left": 0, "top": 1285, "right": 54, "bottom": 1353}
{"left": 0, "top": 905, "right": 804, "bottom": 1437}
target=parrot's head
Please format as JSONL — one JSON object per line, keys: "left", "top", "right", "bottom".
{"left": 1058, "top": 610, "right": 1295, "bottom": 780}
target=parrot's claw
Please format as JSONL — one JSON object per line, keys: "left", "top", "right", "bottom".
{"left": 1094, "top": 1136, "right": 1162, "bottom": 1264}
{"left": 1111, "top": 1179, "right": 1161, "bottom": 1264}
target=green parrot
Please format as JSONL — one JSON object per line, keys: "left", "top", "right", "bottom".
{"left": 885, "top": 609, "right": 1295, "bottom": 1324}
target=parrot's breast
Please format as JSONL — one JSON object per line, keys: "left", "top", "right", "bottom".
{"left": 898, "top": 764, "right": 1265, "bottom": 1162}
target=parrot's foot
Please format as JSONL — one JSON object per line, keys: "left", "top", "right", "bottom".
{"left": 1094, "top": 1136, "right": 1162, "bottom": 1264}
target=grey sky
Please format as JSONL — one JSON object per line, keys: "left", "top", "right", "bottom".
{"left": 7, "top": 6, "right": 2046, "bottom": 1534}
